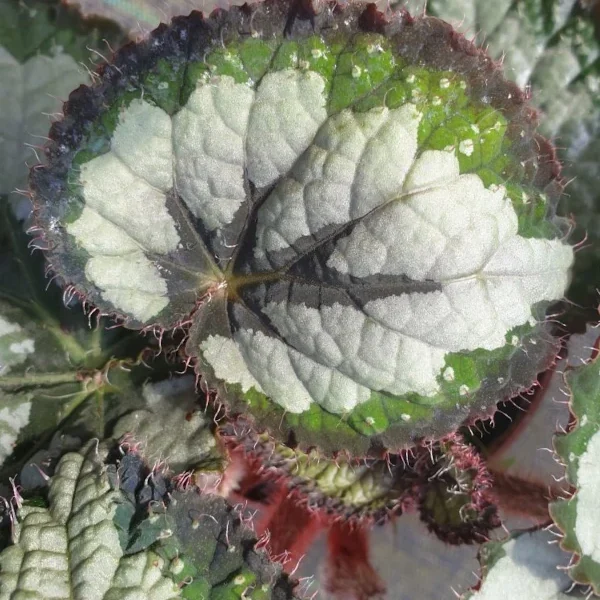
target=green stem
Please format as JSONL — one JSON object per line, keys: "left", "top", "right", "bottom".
{"left": 0, "top": 371, "right": 81, "bottom": 391}
{"left": 89, "top": 324, "right": 104, "bottom": 356}
{"left": 60, "top": 388, "right": 97, "bottom": 421}
{"left": 35, "top": 302, "right": 90, "bottom": 362}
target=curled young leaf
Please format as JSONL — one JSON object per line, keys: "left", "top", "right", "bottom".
{"left": 32, "top": 1, "right": 573, "bottom": 455}
{"left": 418, "top": 435, "right": 500, "bottom": 545}
{"left": 225, "top": 426, "right": 419, "bottom": 520}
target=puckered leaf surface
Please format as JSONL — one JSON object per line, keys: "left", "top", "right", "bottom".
{"left": 32, "top": 1, "right": 573, "bottom": 454}
{"left": 0, "top": 442, "right": 180, "bottom": 600}
{"left": 0, "top": 440, "right": 298, "bottom": 600}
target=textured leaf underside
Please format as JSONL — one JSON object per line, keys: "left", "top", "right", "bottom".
{"left": 230, "top": 428, "right": 417, "bottom": 518}
{"left": 230, "top": 429, "right": 498, "bottom": 526}
{"left": 32, "top": 1, "right": 573, "bottom": 454}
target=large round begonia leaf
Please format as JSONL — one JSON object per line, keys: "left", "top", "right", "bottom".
{"left": 32, "top": 1, "right": 574, "bottom": 455}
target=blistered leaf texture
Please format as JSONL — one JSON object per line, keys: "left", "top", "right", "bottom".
{"left": 0, "top": 442, "right": 180, "bottom": 600}
{"left": 33, "top": 1, "right": 573, "bottom": 454}
{"left": 0, "top": 439, "right": 298, "bottom": 600}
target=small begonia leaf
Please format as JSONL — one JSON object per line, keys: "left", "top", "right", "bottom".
{"left": 0, "top": 440, "right": 299, "bottom": 600}
{"left": 112, "top": 376, "right": 226, "bottom": 474}
{"left": 32, "top": 1, "right": 573, "bottom": 455}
